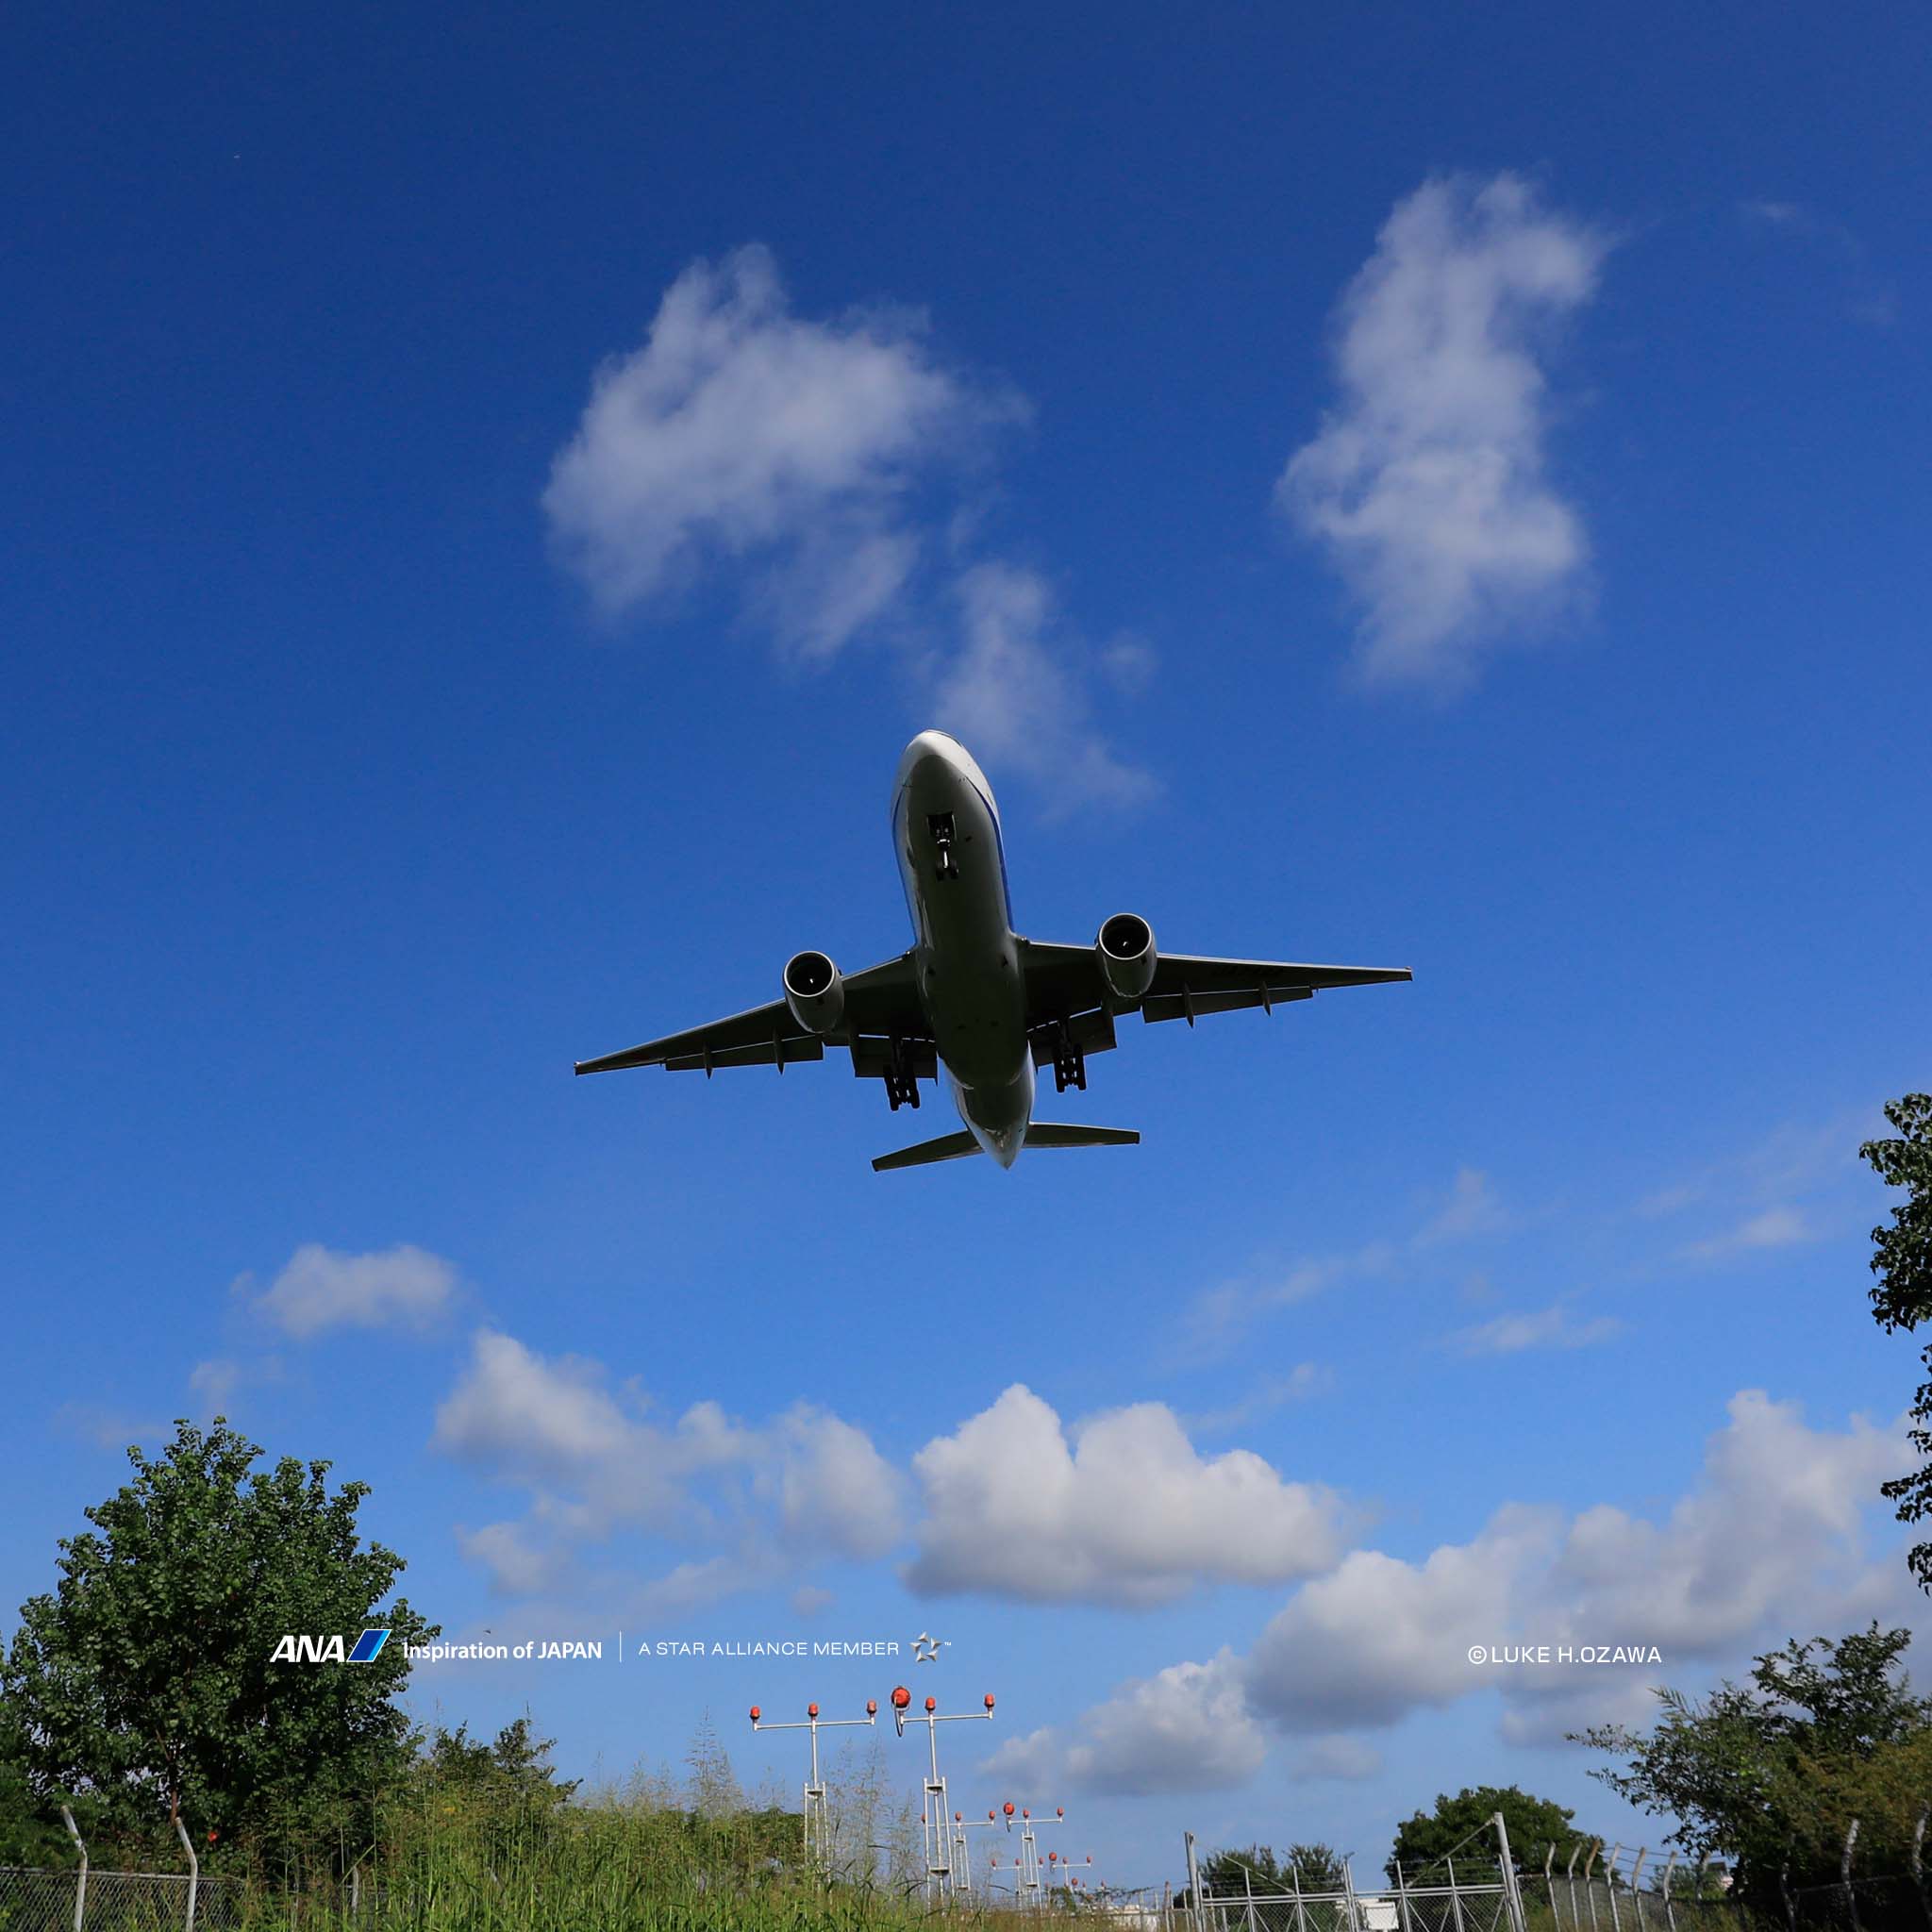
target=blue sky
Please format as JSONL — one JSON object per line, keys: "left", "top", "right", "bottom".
{"left": 5, "top": 0, "right": 1930, "bottom": 1890}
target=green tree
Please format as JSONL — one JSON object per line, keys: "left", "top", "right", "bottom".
{"left": 417, "top": 1716, "right": 580, "bottom": 1807}
{"left": 1572, "top": 1624, "right": 1932, "bottom": 1913}
{"left": 1387, "top": 1786, "right": 1588, "bottom": 1883}
{"left": 1862, "top": 1092, "right": 1932, "bottom": 1591}
{"left": 2, "top": 1418, "right": 436, "bottom": 1859}
{"left": 1197, "top": 1843, "right": 1347, "bottom": 1896}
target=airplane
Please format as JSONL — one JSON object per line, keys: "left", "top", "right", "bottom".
{"left": 575, "top": 730, "right": 1411, "bottom": 1172}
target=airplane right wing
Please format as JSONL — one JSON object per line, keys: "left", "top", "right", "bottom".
{"left": 575, "top": 950, "right": 928, "bottom": 1077}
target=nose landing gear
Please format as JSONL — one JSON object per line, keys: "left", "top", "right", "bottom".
{"left": 926, "top": 812, "right": 958, "bottom": 880}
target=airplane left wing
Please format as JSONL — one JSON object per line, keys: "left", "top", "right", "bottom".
{"left": 575, "top": 951, "right": 926, "bottom": 1076}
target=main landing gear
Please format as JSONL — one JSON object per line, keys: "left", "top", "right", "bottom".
{"left": 1048, "top": 1023, "right": 1087, "bottom": 1093}
{"left": 884, "top": 1037, "right": 922, "bottom": 1111}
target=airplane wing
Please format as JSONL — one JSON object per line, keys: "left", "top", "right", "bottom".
{"left": 1018, "top": 939, "right": 1410, "bottom": 1040}
{"left": 575, "top": 951, "right": 926, "bottom": 1076}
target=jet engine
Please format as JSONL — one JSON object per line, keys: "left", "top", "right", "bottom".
{"left": 783, "top": 950, "right": 846, "bottom": 1035}
{"left": 1095, "top": 912, "right": 1157, "bottom": 1002}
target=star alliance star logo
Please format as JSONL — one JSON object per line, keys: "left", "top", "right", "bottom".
{"left": 911, "top": 1631, "right": 947, "bottom": 1663}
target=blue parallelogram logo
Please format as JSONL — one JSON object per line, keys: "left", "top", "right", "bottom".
{"left": 347, "top": 1629, "right": 391, "bottom": 1663}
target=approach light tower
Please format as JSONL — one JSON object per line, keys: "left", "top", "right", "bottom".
{"left": 890, "top": 1686, "right": 994, "bottom": 1902}
{"left": 948, "top": 1808, "right": 1001, "bottom": 1895}
{"left": 749, "top": 1699, "right": 876, "bottom": 1870}
{"left": 1003, "top": 1802, "right": 1067, "bottom": 1904}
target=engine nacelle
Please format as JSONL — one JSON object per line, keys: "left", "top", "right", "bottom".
{"left": 783, "top": 950, "right": 846, "bottom": 1036}
{"left": 1095, "top": 912, "right": 1157, "bottom": 1002}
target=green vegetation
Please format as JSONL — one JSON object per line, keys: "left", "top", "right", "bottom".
{"left": 1862, "top": 1092, "right": 1932, "bottom": 1592}
{"left": 1386, "top": 1787, "right": 1589, "bottom": 1882}
{"left": 1, "top": 1417, "right": 436, "bottom": 1866}
{"left": 1573, "top": 1624, "right": 1932, "bottom": 1924}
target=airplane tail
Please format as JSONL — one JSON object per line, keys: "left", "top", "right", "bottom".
{"left": 872, "top": 1123, "right": 1139, "bottom": 1172}
{"left": 1024, "top": 1124, "right": 1140, "bottom": 1150}
{"left": 872, "top": 1131, "right": 981, "bottom": 1173}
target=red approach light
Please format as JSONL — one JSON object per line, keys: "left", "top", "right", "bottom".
{"left": 987, "top": 1811, "right": 995, "bottom": 1822}
{"left": 924, "top": 1695, "right": 936, "bottom": 1712}
{"left": 1003, "top": 1803, "right": 1015, "bottom": 1818}
{"left": 891, "top": 1685, "right": 911, "bottom": 1709}
{"left": 1056, "top": 1807, "right": 1064, "bottom": 1817}
{"left": 1049, "top": 1852, "right": 1058, "bottom": 1863}
{"left": 865, "top": 1699, "right": 877, "bottom": 1716}
{"left": 748, "top": 1706, "right": 760, "bottom": 1723}
{"left": 983, "top": 1692, "right": 995, "bottom": 1709}
{"left": 1023, "top": 1809, "right": 1031, "bottom": 1819}
{"left": 807, "top": 1703, "right": 819, "bottom": 1718}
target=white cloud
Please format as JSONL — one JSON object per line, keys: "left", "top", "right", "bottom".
{"left": 241, "top": 1242, "right": 458, "bottom": 1338}
{"left": 979, "top": 1651, "right": 1265, "bottom": 1797}
{"left": 1684, "top": 1205, "right": 1811, "bottom": 1262}
{"left": 435, "top": 1329, "right": 904, "bottom": 1596}
{"left": 905, "top": 1384, "right": 1344, "bottom": 1605}
{"left": 544, "top": 246, "right": 1152, "bottom": 801}
{"left": 1279, "top": 173, "right": 1607, "bottom": 688}
{"left": 1448, "top": 1294, "right": 1623, "bottom": 1356}
{"left": 544, "top": 244, "right": 1015, "bottom": 655}
{"left": 1022, "top": 1389, "right": 1913, "bottom": 1794}
{"left": 933, "top": 562, "right": 1156, "bottom": 808}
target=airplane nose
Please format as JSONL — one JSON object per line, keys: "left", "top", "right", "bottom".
{"left": 988, "top": 1125, "right": 1024, "bottom": 1169}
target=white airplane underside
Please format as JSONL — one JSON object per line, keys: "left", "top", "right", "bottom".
{"left": 575, "top": 731, "right": 1412, "bottom": 1172}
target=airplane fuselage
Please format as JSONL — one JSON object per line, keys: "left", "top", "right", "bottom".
{"left": 891, "top": 731, "right": 1034, "bottom": 1167}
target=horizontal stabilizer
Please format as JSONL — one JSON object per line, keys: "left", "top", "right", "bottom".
{"left": 872, "top": 1131, "right": 982, "bottom": 1173}
{"left": 1024, "top": 1123, "right": 1140, "bottom": 1150}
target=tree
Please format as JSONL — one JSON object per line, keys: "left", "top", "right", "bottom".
{"left": 1572, "top": 1624, "right": 1932, "bottom": 1916}
{"left": 1862, "top": 1093, "right": 1932, "bottom": 1591}
{"left": 1387, "top": 1787, "right": 1588, "bottom": 1883}
{"left": 1196, "top": 1842, "right": 1347, "bottom": 1897}
{"left": 2, "top": 1418, "right": 436, "bottom": 1859}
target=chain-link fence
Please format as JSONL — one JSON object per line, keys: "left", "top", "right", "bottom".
{"left": 0, "top": 1867, "right": 245, "bottom": 1932}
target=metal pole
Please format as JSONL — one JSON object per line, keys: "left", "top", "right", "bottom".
{"left": 1494, "top": 1811, "right": 1527, "bottom": 1932}
{"left": 1607, "top": 1846, "right": 1624, "bottom": 1932}
{"left": 1841, "top": 1819, "right": 1861, "bottom": 1932}
{"left": 1660, "top": 1853, "right": 1677, "bottom": 1932}
{"left": 1547, "top": 1844, "right": 1561, "bottom": 1932}
{"left": 175, "top": 1816, "right": 199, "bottom": 1932}
{"left": 1568, "top": 1844, "right": 1583, "bottom": 1932}
{"left": 60, "top": 1806, "right": 87, "bottom": 1932}
{"left": 1632, "top": 1850, "right": 1648, "bottom": 1932}
{"left": 1584, "top": 1844, "right": 1601, "bottom": 1932}
{"left": 1187, "top": 1832, "right": 1206, "bottom": 1932}
{"left": 1396, "top": 1859, "right": 1415, "bottom": 1932}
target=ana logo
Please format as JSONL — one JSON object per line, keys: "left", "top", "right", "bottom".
{"left": 270, "top": 1629, "right": 391, "bottom": 1664}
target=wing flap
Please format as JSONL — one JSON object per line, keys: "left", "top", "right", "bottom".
{"left": 662, "top": 1038, "right": 826, "bottom": 1073}
{"left": 1141, "top": 984, "right": 1314, "bottom": 1024}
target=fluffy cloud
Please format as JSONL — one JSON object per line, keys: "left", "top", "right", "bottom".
{"left": 1279, "top": 173, "right": 1607, "bottom": 688}
{"left": 905, "top": 1385, "right": 1344, "bottom": 1605}
{"left": 980, "top": 1651, "right": 1265, "bottom": 1797}
{"left": 240, "top": 1242, "right": 458, "bottom": 1338}
{"left": 544, "top": 244, "right": 1015, "bottom": 655}
{"left": 933, "top": 562, "right": 1156, "bottom": 808}
{"left": 1025, "top": 1390, "right": 1914, "bottom": 1791}
{"left": 435, "top": 1329, "right": 903, "bottom": 1594}
{"left": 544, "top": 246, "right": 1151, "bottom": 801}
{"left": 1684, "top": 1205, "right": 1812, "bottom": 1262}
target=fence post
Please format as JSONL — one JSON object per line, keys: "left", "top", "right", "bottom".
{"left": 1632, "top": 1849, "right": 1648, "bottom": 1932}
{"left": 59, "top": 1805, "right": 88, "bottom": 1932}
{"left": 1568, "top": 1844, "right": 1584, "bottom": 1932}
{"left": 174, "top": 1816, "right": 198, "bottom": 1932}
{"left": 1346, "top": 1856, "right": 1366, "bottom": 1932}
{"left": 1660, "top": 1852, "right": 1677, "bottom": 1932}
{"left": 1186, "top": 1831, "right": 1206, "bottom": 1932}
{"left": 1493, "top": 1811, "right": 1528, "bottom": 1932}
{"left": 1841, "top": 1819, "right": 1861, "bottom": 1932}
{"left": 1606, "top": 1847, "right": 1624, "bottom": 1932}
{"left": 1547, "top": 1844, "right": 1561, "bottom": 1932}
{"left": 1396, "top": 1858, "right": 1415, "bottom": 1932}
{"left": 1585, "top": 1843, "right": 1602, "bottom": 1932}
